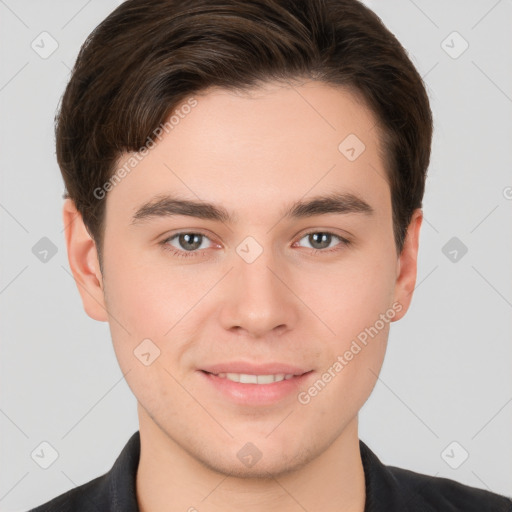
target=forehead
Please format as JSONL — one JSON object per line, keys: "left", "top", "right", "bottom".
{"left": 106, "top": 81, "right": 390, "bottom": 221}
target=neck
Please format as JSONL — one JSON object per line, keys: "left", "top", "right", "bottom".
{"left": 136, "top": 407, "right": 366, "bottom": 512}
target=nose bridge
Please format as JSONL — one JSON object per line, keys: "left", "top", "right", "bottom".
{"left": 219, "top": 235, "right": 297, "bottom": 336}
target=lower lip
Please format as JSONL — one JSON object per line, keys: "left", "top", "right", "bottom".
{"left": 199, "top": 370, "right": 314, "bottom": 406}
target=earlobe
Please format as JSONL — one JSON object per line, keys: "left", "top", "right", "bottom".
{"left": 62, "top": 198, "right": 108, "bottom": 322}
{"left": 391, "top": 208, "right": 423, "bottom": 322}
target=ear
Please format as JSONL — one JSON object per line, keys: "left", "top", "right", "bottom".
{"left": 62, "top": 198, "right": 108, "bottom": 322}
{"left": 391, "top": 208, "right": 423, "bottom": 322}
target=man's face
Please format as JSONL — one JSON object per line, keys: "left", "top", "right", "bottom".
{"left": 76, "top": 81, "right": 419, "bottom": 477}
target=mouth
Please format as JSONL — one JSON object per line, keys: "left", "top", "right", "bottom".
{"left": 198, "top": 367, "right": 314, "bottom": 405}
{"left": 202, "top": 371, "right": 305, "bottom": 384}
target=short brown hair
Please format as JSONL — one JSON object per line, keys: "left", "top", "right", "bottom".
{"left": 56, "top": 0, "right": 433, "bottom": 261}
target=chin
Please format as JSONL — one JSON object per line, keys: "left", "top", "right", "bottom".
{"left": 197, "top": 442, "right": 315, "bottom": 479}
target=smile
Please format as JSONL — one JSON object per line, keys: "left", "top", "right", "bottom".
{"left": 200, "top": 369, "right": 314, "bottom": 406}
{"left": 212, "top": 372, "right": 299, "bottom": 384}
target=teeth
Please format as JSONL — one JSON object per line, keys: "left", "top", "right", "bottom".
{"left": 214, "top": 373, "right": 297, "bottom": 384}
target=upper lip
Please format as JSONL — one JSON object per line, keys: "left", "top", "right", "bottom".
{"left": 200, "top": 362, "right": 311, "bottom": 376}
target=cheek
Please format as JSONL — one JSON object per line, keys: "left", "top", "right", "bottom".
{"left": 102, "top": 255, "right": 220, "bottom": 379}
{"left": 103, "top": 253, "right": 211, "bottom": 335}
{"left": 101, "top": 261, "right": 198, "bottom": 403}
{"left": 319, "top": 335, "right": 386, "bottom": 418}
{"left": 300, "top": 250, "right": 397, "bottom": 341}
{"left": 298, "top": 319, "right": 389, "bottom": 421}
{"left": 313, "top": 248, "right": 396, "bottom": 408}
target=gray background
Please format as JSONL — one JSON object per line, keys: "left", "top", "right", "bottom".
{"left": 1, "top": 0, "right": 511, "bottom": 510}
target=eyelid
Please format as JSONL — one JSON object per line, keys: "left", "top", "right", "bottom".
{"left": 160, "top": 228, "right": 217, "bottom": 243}
{"left": 295, "top": 227, "right": 351, "bottom": 243}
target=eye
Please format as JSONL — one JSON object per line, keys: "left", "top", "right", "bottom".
{"left": 159, "top": 230, "right": 350, "bottom": 259}
{"left": 161, "top": 232, "right": 214, "bottom": 258}
{"left": 295, "top": 231, "right": 350, "bottom": 253}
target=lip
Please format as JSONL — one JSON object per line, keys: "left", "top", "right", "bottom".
{"left": 198, "top": 362, "right": 314, "bottom": 406}
{"left": 200, "top": 362, "right": 310, "bottom": 375}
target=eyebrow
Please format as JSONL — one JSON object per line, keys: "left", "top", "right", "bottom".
{"left": 130, "top": 192, "right": 374, "bottom": 225}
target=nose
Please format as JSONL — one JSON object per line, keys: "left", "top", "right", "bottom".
{"left": 218, "top": 243, "right": 299, "bottom": 338}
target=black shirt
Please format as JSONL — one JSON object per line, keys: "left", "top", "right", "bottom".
{"left": 28, "top": 431, "right": 512, "bottom": 511}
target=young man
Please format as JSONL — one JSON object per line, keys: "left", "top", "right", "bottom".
{"left": 29, "top": 0, "right": 511, "bottom": 511}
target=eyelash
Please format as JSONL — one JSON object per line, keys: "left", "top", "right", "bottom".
{"left": 159, "top": 230, "right": 351, "bottom": 259}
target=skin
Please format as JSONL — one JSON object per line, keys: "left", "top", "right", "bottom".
{"left": 63, "top": 80, "right": 422, "bottom": 512}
